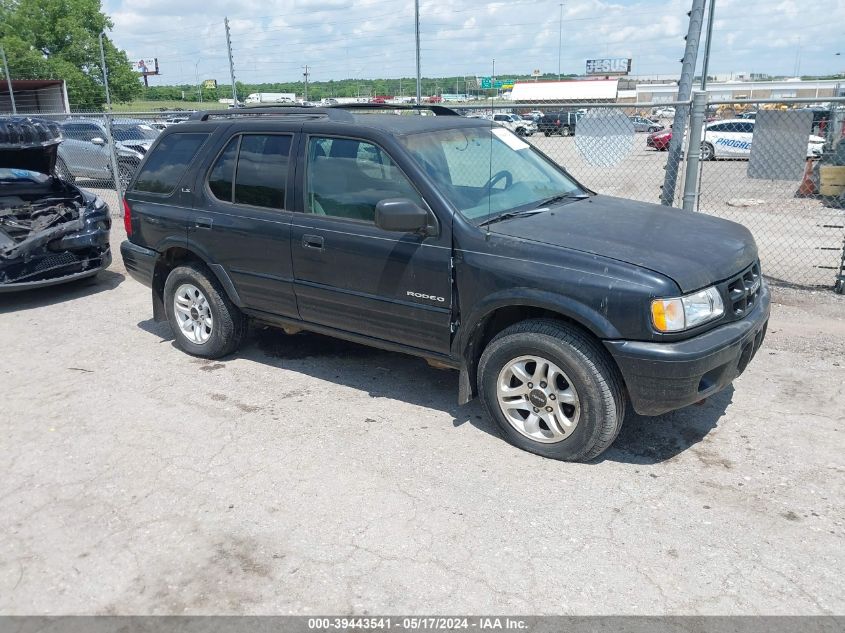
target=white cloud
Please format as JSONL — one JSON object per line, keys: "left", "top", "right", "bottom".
{"left": 103, "top": 0, "right": 845, "bottom": 84}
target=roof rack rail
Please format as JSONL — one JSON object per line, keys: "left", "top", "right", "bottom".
{"left": 328, "top": 103, "right": 461, "bottom": 116}
{"left": 187, "top": 102, "right": 461, "bottom": 122}
{"left": 188, "top": 107, "right": 354, "bottom": 122}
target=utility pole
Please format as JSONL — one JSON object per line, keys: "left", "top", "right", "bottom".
{"left": 659, "top": 0, "right": 706, "bottom": 207}
{"left": 302, "top": 65, "right": 310, "bottom": 102}
{"left": 414, "top": 0, "right": 421, "bottom": 104}
{"left": 195, "top": 59, "right": 203, "bottom": 103}
{"left": 0, "top": 46, "right": 16, "bottom": 115}
{"left": 225, "top": 17, "right": 238, "bottom": 106}
{"left": 558, "top": 3, "right": 563, "bottom": 81}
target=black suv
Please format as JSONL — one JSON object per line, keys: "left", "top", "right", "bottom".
{"left": 120, "top": 106, "right": 769, "bottom": 462}
{"left": 538, "top": 110, "right": 581, "bottom": 136}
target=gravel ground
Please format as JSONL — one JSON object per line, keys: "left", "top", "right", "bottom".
{"left": 1, "top": 207, "right": 844, "bottom": 615}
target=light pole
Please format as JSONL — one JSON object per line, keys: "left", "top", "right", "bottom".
{"left": 557, "top": 3, "right": 563, "bottom": 80}
{"left": 195, "top": 59, "right": 202, "bottom": 103}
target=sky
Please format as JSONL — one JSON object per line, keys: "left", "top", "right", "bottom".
{"left": 102, "top": 0, "right": 845, "bottom": 86}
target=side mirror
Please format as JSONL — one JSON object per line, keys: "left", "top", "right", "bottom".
{"left": 375, "top": 198, "right": 431, "bottom": 234}
{"left": 91, "top": 137, "right": 106, "bottom": 146}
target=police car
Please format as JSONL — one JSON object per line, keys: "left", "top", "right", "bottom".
{"left": 701, "top": 119, "right": 825, "bottom": 160}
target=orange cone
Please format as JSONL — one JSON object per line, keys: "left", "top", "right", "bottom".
{"left": 797, "top": 159, "right": 817, "bottom": 197}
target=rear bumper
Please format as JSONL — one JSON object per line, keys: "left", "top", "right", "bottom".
{"left": 605, "top": 284, "right": 770, "bottom": 416}
{"left": 120, "top": 240, "right": 157, "bottom": 288}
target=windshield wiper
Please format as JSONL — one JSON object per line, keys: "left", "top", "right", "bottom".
{"left": 533, "top": 192, "right": 589, "bottom": 209}
{"left": 478, "top": 208, "right": 546, "bottom": 227}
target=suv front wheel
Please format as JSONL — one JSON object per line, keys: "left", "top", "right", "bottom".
{"left": 163, "top": 264, "right": 246, "bottom": 358}
{"left": 478, "top": 319, "right": 625, "bottom": 462}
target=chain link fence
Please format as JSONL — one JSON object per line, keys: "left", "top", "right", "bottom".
{"left": 463, "top": 96, "right": 845, "bottom": 289}
{"left": 5, "top": 96, "right": 845, "bottom": 290}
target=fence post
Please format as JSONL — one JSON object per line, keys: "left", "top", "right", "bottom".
{"left": 1, "top": 46, "right": 16, "bottom": 115}
{"left": 682, "top": 90, "right": 707, "bottom": 212}
{"left": 660, "top": 0, "right": 707, "bottom": 206}
{"left": 98, "top": 32, "right": 124, "bottom": 211}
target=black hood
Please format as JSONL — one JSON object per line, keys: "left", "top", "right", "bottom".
{"left": 0, "top": 116, "right": 62, "bottom": 175}
{"left": 490, "top": 194, "right": 758, "bottom": 292}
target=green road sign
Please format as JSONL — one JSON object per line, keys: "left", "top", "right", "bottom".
{"left": 480, "top": 77, "right": 492, "bottom": 89}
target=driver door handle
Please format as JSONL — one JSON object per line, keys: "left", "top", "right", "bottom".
{"left": 302, "top": 234, "right": 324, "bottom": 250}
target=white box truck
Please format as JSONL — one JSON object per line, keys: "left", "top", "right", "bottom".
{"left": 244, "top": 93, "right": 296, "bottom": 105}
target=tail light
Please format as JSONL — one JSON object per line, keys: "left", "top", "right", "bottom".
{"left": 123, "top": 198, "right": 132, "bottom": 236}
{"left": 555, "top": 119, "right": 560, "bottom": 125}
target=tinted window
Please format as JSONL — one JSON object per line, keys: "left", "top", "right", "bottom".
{"left": 133, "top": 133, "right": 209, "bottom": 194}
{"left": 62, "top": 123, "right": 101, "bottom": 141}
{"left": 740, "top": 122, "right": 755, "bottom": 134}
{"left": 707, "top": 123, "right": 729, "bottom": 132}
{"left": 233, "top": 134, "right": 291, "bottom": 209}
{"left": 305, "top": 137, "right": 424, "bottom": 222}
{"left": 208, "top": 137, "right": 238, "bottom": 202}
{"left": 113, "top": 124, "right": 159, "bottom": 141}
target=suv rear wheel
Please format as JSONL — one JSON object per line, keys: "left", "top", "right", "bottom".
{"left": 560, "top": 126, "right": 571, "bottom": 137}
{"left": 163, "top": 264, "right": 245, "bottom": 358}
{"left": 478, "top": 319, "right": 625, "bottom": 462}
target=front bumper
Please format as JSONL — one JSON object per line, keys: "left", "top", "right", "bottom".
{"left": 605, "top": 284, "right": 771, "bottom": 416}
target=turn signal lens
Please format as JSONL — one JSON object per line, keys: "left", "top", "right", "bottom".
{"left": 651, "top": 286, "right": 724, "bottom": 332}
{"left": 651, "top": 298, "right": 685, "bottom": 332}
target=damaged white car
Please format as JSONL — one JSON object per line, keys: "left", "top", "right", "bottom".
{"left": 1, "top": 117, "right": 111, "bottom": 291}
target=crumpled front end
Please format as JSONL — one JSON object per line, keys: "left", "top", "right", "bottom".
{"left": 0, "top": 192, "right": 112, "bottom": 292}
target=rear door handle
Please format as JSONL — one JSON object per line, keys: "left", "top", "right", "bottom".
{"left": 302, "top": 234, "right": 324, "bottom": 250}
{"left": 195, "top": 217, "right": 213, "bottom": 229}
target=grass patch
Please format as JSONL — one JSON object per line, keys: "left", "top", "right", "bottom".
{"left": 111, "top": 100, "right": 227, "bottom": 112}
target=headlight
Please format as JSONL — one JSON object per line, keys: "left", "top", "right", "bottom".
{"left": 651, "top": 286, "right": 724, "bottom": 332}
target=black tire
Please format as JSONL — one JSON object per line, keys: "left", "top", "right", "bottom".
{"left": 648, "top": 126, "right": 660, "bottom": 133}
{"left": 163, "top": 263, "right": 245, "bottom": 359}
{"left": 560, "top": 126, "right": 571, "bottom": 137}
{"left": 516, "top": 127, "right": 526, "bottom": 136}
{"left": 478, "top": 319, "right": 625, "bottom": 462}
{"left": 700, "top": 142, "right": 715, "bottom": 161}
{"left": 55, "top": 157, "right": 75, "bottom": 183}
{"left": 543, "top": 131, "right": 551, "bottom": 137}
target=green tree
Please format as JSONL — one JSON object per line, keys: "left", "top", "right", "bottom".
{"left": 0, "top": 0, "right": 141, "bottom": 110}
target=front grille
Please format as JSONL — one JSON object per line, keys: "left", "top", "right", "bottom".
{"left": 725, "top": 261, "right": 762, "bottom": 318}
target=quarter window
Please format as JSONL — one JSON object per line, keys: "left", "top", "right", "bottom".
{"left": 133, "top": 132, "right": 209, "bottom": 194}
{"left": 62, "top": 123, "right": 101, "bottom": 141}
{"left": 304, "top": 137, "right": 424, "bottom": 222}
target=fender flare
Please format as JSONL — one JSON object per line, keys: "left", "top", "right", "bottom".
{"left": 455, "top": 289, "right": 622, "bottom": 404}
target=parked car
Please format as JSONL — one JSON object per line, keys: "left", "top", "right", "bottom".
{"left": 701, "top": 119, "right": 825, "bottom": 160}
{"left": 491, "top": 113, "right": 536, "bottom": 136}
{"left": 629, "top": 116, "right": 664, "bottom": 133}
{"left": 646, "top": 128, "right": 672, "bottom": 151}
{"left": 0, "top": 117, "right": 111, "bottom": 291}
{"left": 738, "top": 111, "right": 757, "bottom": 120}
{"left": 652, "top": 106, "right": 676, "bottom": 118}
{"left": 57, "top": 118, "right": 159, "bottom": 186}
{"left": 538, "top": 111, "right": 580, "bottom": 136}
{"left": 121, "top": 106, "right": 768, "bottom": 462}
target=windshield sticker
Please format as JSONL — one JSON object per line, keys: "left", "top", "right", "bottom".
{"left": 491, "top": 128, "right": 530, "bottom": 151}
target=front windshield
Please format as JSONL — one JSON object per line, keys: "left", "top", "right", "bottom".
{"left": 400, "top": 126, "right": 585, "bottom": 222}
{"left": 113, "top": 124, "right": 158, "bottom": 142}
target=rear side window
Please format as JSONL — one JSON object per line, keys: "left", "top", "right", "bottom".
{"left": 133, "top": 132, "right": 209, "bottom": 194}
{"left": 207, "top": 134, "right": 292, "bottom": 209}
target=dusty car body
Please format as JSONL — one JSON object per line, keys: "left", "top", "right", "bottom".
{"left": 0, "top": 117, "right": 111, "bottom": 292}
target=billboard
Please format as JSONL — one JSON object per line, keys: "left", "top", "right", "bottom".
{"left": 135, "top": 58, "right": 159, "bottom": 76}
{"left": 202, "top": 79, "right": 218, "bottom": 90}
{"left": 585, "top": 58, "right": 631, "bottom": 75}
